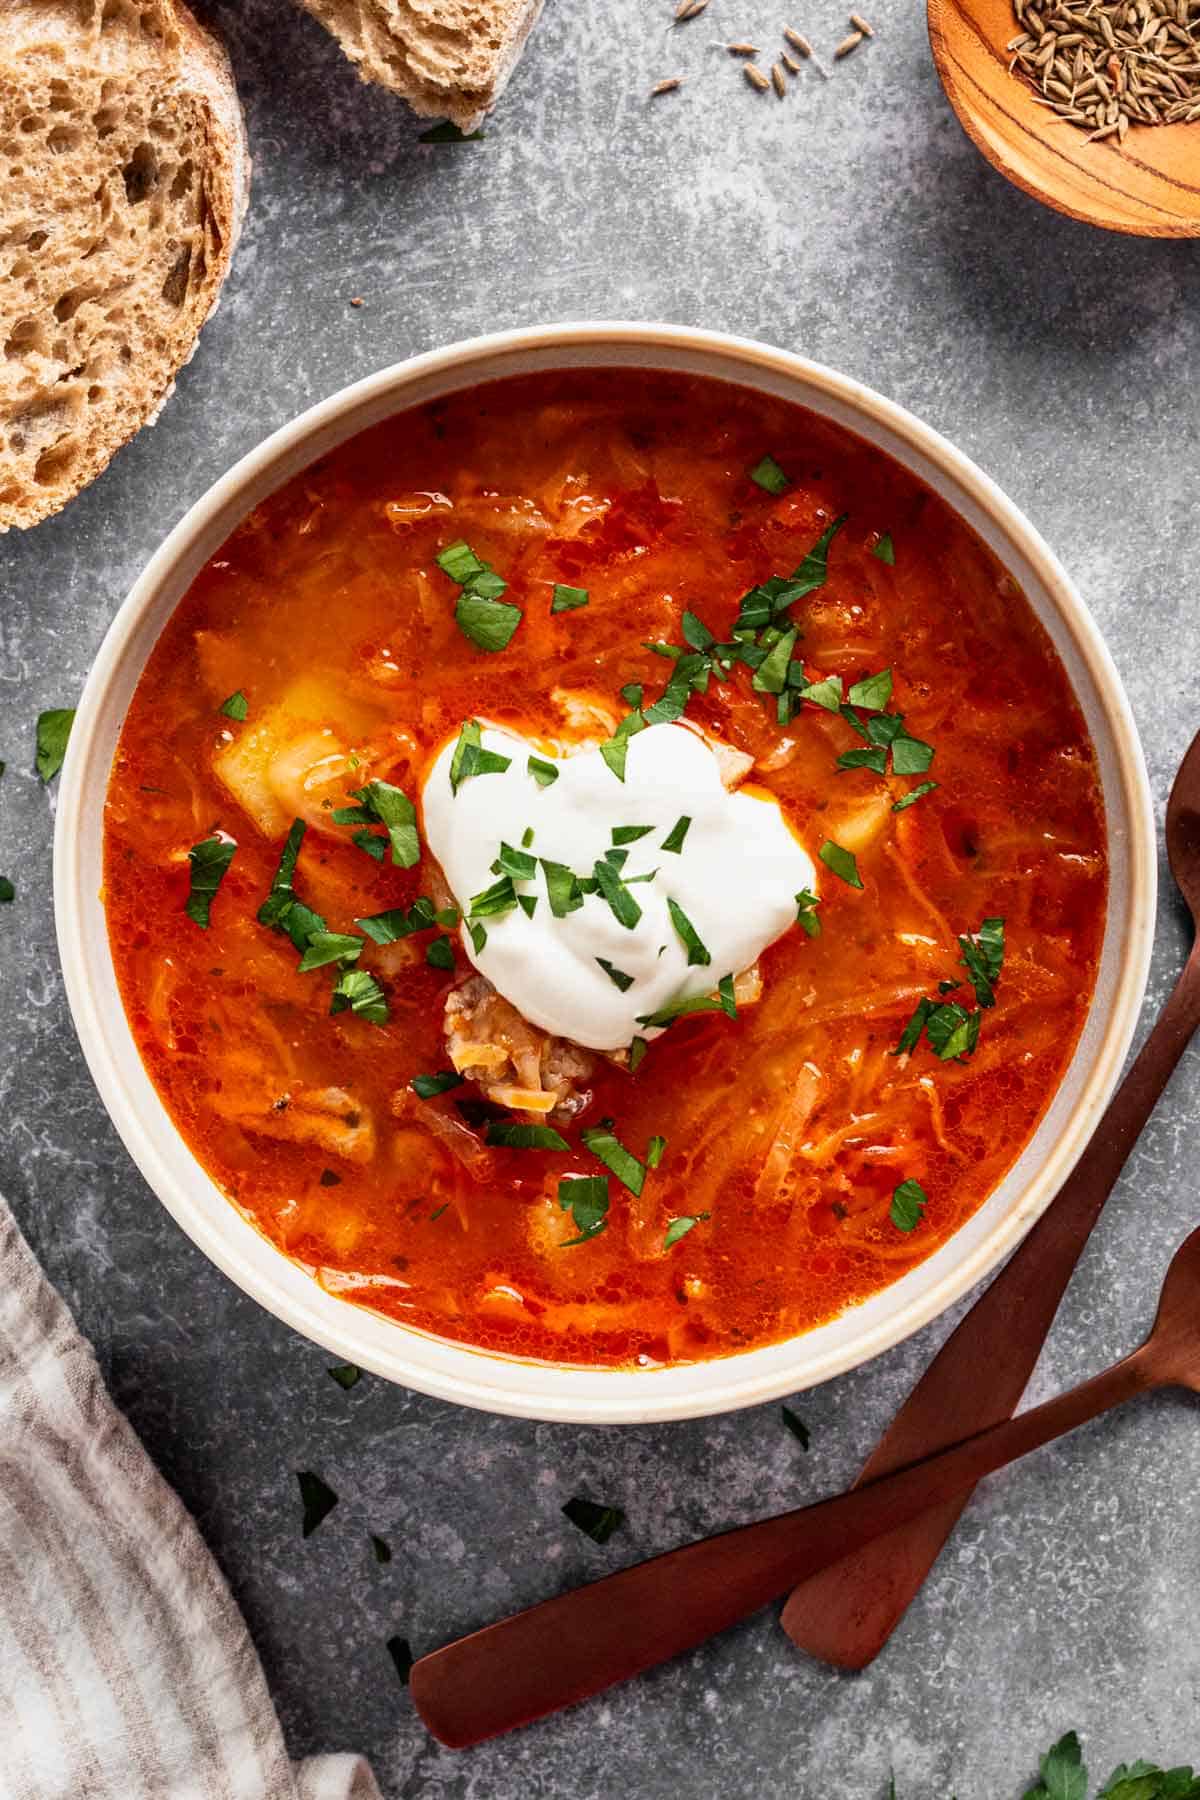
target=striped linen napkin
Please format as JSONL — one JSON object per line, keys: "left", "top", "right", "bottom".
{"left": 0, "top": 1198, "right": 383, "bottom": 1800}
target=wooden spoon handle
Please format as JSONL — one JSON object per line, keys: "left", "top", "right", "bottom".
{"left": 781, "top": 949, "right": 1200, "bottom": 1670}
{"left": 410, "top": 1353, "right": 1155, "bottom": 1748}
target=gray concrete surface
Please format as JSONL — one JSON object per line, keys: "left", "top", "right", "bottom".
{"left": 3, "top": 0, "right": 1200, "bottom": 1793}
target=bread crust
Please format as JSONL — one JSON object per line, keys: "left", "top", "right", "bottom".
{"left": 296, "top": 0, "right": 545, "bottom": 129}
{"left": 0, "top": 0, "right": 250, "bottom": 531}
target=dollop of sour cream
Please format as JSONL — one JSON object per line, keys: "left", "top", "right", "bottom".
{"left": 422, "top": 722, "right": 816, "bottom": 1053}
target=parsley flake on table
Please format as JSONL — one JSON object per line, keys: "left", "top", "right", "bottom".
{"left": 0, "top": 876, "right": 13, "bottom": 904}
{"left": 386, "top": 1636, "right": 415, "bottom": 1685}
{"left": 328, "top": 1364, "right": 361, "bottom": 1390}
{"left": 184, "top": 835, "right": 237, "bottom": 929}
{"left": 371, "top": 1534, "right": 392, "bottom": 1565}
{"left": 562, "top": 1496, "right": 625, "bottom": 1544}
{"left": 35, "top": 708, "right": 75, "bottom": 782}
{"left": 781, "top": 1405, "right": 811, "bottom": 1450}
{"left": 297, "top": 1470, "right": 338, "bottom": 1537}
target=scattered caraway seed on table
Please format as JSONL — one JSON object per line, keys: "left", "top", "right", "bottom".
{"left": 744, "top": 61, "right": 772, "bottom": 89}
{"left": 651, "top": 75, "right": 684, "bottom": 93}
{"left": 1009, "top": 0, "right": 1200, "bottom": 135}
{"left": 835, "top": 28, "right": 866, "bottom": 56}
{"left": 772, "top": 59, "right": 788, "bottom": 93}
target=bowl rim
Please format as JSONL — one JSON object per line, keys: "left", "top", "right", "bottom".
{"left": 54, "top": 320, "right": 1157, "bottom": 1423}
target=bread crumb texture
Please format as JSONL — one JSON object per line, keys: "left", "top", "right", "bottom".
{"left": 297, "top": 0, "right": 545, "bottom": 129}
{"left": 0, "top": 0, "right": 249, "bottom": 530}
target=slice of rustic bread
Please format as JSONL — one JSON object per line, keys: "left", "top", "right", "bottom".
{"left": 297, "top": 0, "right": 544, "bottom": 130}
{"left": 0, "top": 0, "right": 249, "bottom": 531}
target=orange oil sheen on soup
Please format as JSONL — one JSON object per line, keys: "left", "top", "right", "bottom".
{"left": 102, "top": 370, "right": 1108, "bottom": 1368}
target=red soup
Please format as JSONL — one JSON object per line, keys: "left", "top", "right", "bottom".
{"left": 103, "top": 369, "right": 1107, "bottom": 1368}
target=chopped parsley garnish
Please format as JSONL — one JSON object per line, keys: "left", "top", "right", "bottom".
{"left": 527, "top": 753, "right": 559, "bottom": 787}
{"left": 493, "top": 840, "right": 537, "bottom": 881}
{"left": 330, "top": 967, "right": 389, "bottom": 1024}
{"left": 184, "top": 834, "right": 236, "bottom": 929}
{"left": 521, "top": 827, "right": 535, "bottom": 848}
{"left": 736, "top": 515, "right": 848, "bottom": 632}
{"left": 612, "top": 824, "right": 654, "bottom": 845}
{"left": 551, "top": 583, "right": 589, "bottom": 613}
{"left": 781, "top": 1406, "right": 811, "bottom": 1450}
{"left": 297, "top": 1470, "right": 338, "bottom": 1537}
{"left": 562, "top": 1496, "right": 624, "bottom": 1545}
{"left": 338, "top": 779, "right": 419, "bottom": 868}
{"left": 891, "top": 734, "right": 935, "bottom": 775}
{"left": 892, "top": 780, "right": 939, "bottom": 812}
{"left": 661, "top": 815, "right": 691, "bottom": 854}
{"left": 581, "top": 1120, "right": 650, "bottom": 1196}
{"left": 620, "top": 683, "right": 644, "bottom": 708}
{"left": 328, "top": 1364, "right": 361, "bottom": 1390}
{"left": 958, "top": 916, "right": 1005, "bottom": 1007}
{"left": 35, "top": 708, "right": 75, "bottom": 782}
{"left": 890, "top": 1178, "right": 928, "bottom": 1232}
{"left": 468, "top": 874, "right": 518, "bottom": 919}
{"left": 795, "top": 888, "right": 821, "bottom": 937}
{"left": 449, "top": 719, "right": 513, "bottom": 792}
{"left": 896, "top": 918, "right": 1005, "bottom": 1061}
{"left": 837, "top": 744, "right": 889, "bottom": 775}
{"left": 258, "top": 820, "right": 326, "bottom": 950}
{"left": 558, "top": 1173, "right": 610, "bottom": 1245}
{"left": 667, "top": 898, "right": 711, "bottom": 966}
{"left": 749, "top": 453, "right": 791, "bottom": 494}
{"left": 371, "top": 1534, "right": 392, "bottom": 1565}
{"left": 351, "top": 829, "right": 386, "bottom": 862}
{"left": 386, "top": 1636, "right": 414, "bottom": 1686}
{"left": 846, "top": 668, "right": 893, "bottom": 712}
{"left": 593, "top": 856, "right": 642, "bottom": 929}
{"left": 357, "top": 898, "right": 439, "bottom": 943}
{"left": 600, "top": 709, "right": 647, "bottom": 782}
{"left": 682, "top": 611, "right": 715, "bottom": 651}
{"left": 646, "top": 1134, "right": 666, "bottom": 1168}
{"left": 219, "top": 690, "right": 248, "bottom": 721}
{"left": 426, "top": 935, "right": 455, "bottom": 970}
{"left": 664, "top": 1213, "right": 707, "bottom": 1247}
{"left": 297, "top": 930, "right": 363, "bottom": 973}
{"left": 436, "top": 540, "right": 522, "bottom": 652}
{"left": 411, "top": 1070, "right": 465, "bottom": 1099}
{"left": 540, "top": 857, "right": 583, "bottom": 918}
{"left": 468, "top": 919, "right": 487, "bottom": 954}
{"left": 597, "top": 957, "right": 635, "bottom": 991}
{"left": 636, "top": 975, "right": 737, "bottom": 1031}
{"left": 486, "top": 1121, "right": 570, "bottom": 1151}
{"left": 0, "top": 877, "right": 13, "bottom": 904}
{"left": 818, "top": 840, "right": 863, "bottom": 889}
{"left": 872, "top": 533, "right": 896, "bottom": 565}
{"left": 629, "top": 1036, "right": 649, "bottom": 1073}
{"left": 517, "top": 893, "right": 538, "bottom": 918}
{"left": 795, "top": 673, "right": 842, "bottom": 712}
{"left": 751, "top": 625, "right": 799, "bottom": 696}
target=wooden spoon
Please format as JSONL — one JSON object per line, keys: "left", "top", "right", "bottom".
{"left": 410, "top": 1226, "right": 1200, "bottom": 1748}
{"left": 781, "top": 724, "right": 1200, "bottom": 1668}
{"left": 928, "top": 0, "right": 1200, "bottom": 236}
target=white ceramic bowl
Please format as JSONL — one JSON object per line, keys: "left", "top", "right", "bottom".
{"left": 55, "top": 323, "right": 1156, "bottom": 1424}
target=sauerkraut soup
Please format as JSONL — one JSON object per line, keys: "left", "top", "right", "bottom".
{"left": 103, "top": 370, "right": 1107, "bottom": 1368}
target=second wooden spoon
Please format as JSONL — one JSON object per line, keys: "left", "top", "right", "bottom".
{"left": 411, "top": 1225, "right": 1200, "bottom": 1748}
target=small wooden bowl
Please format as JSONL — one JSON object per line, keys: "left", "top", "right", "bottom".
{"left": 929, "top": 0, "right": 1200, "bottom": 236}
